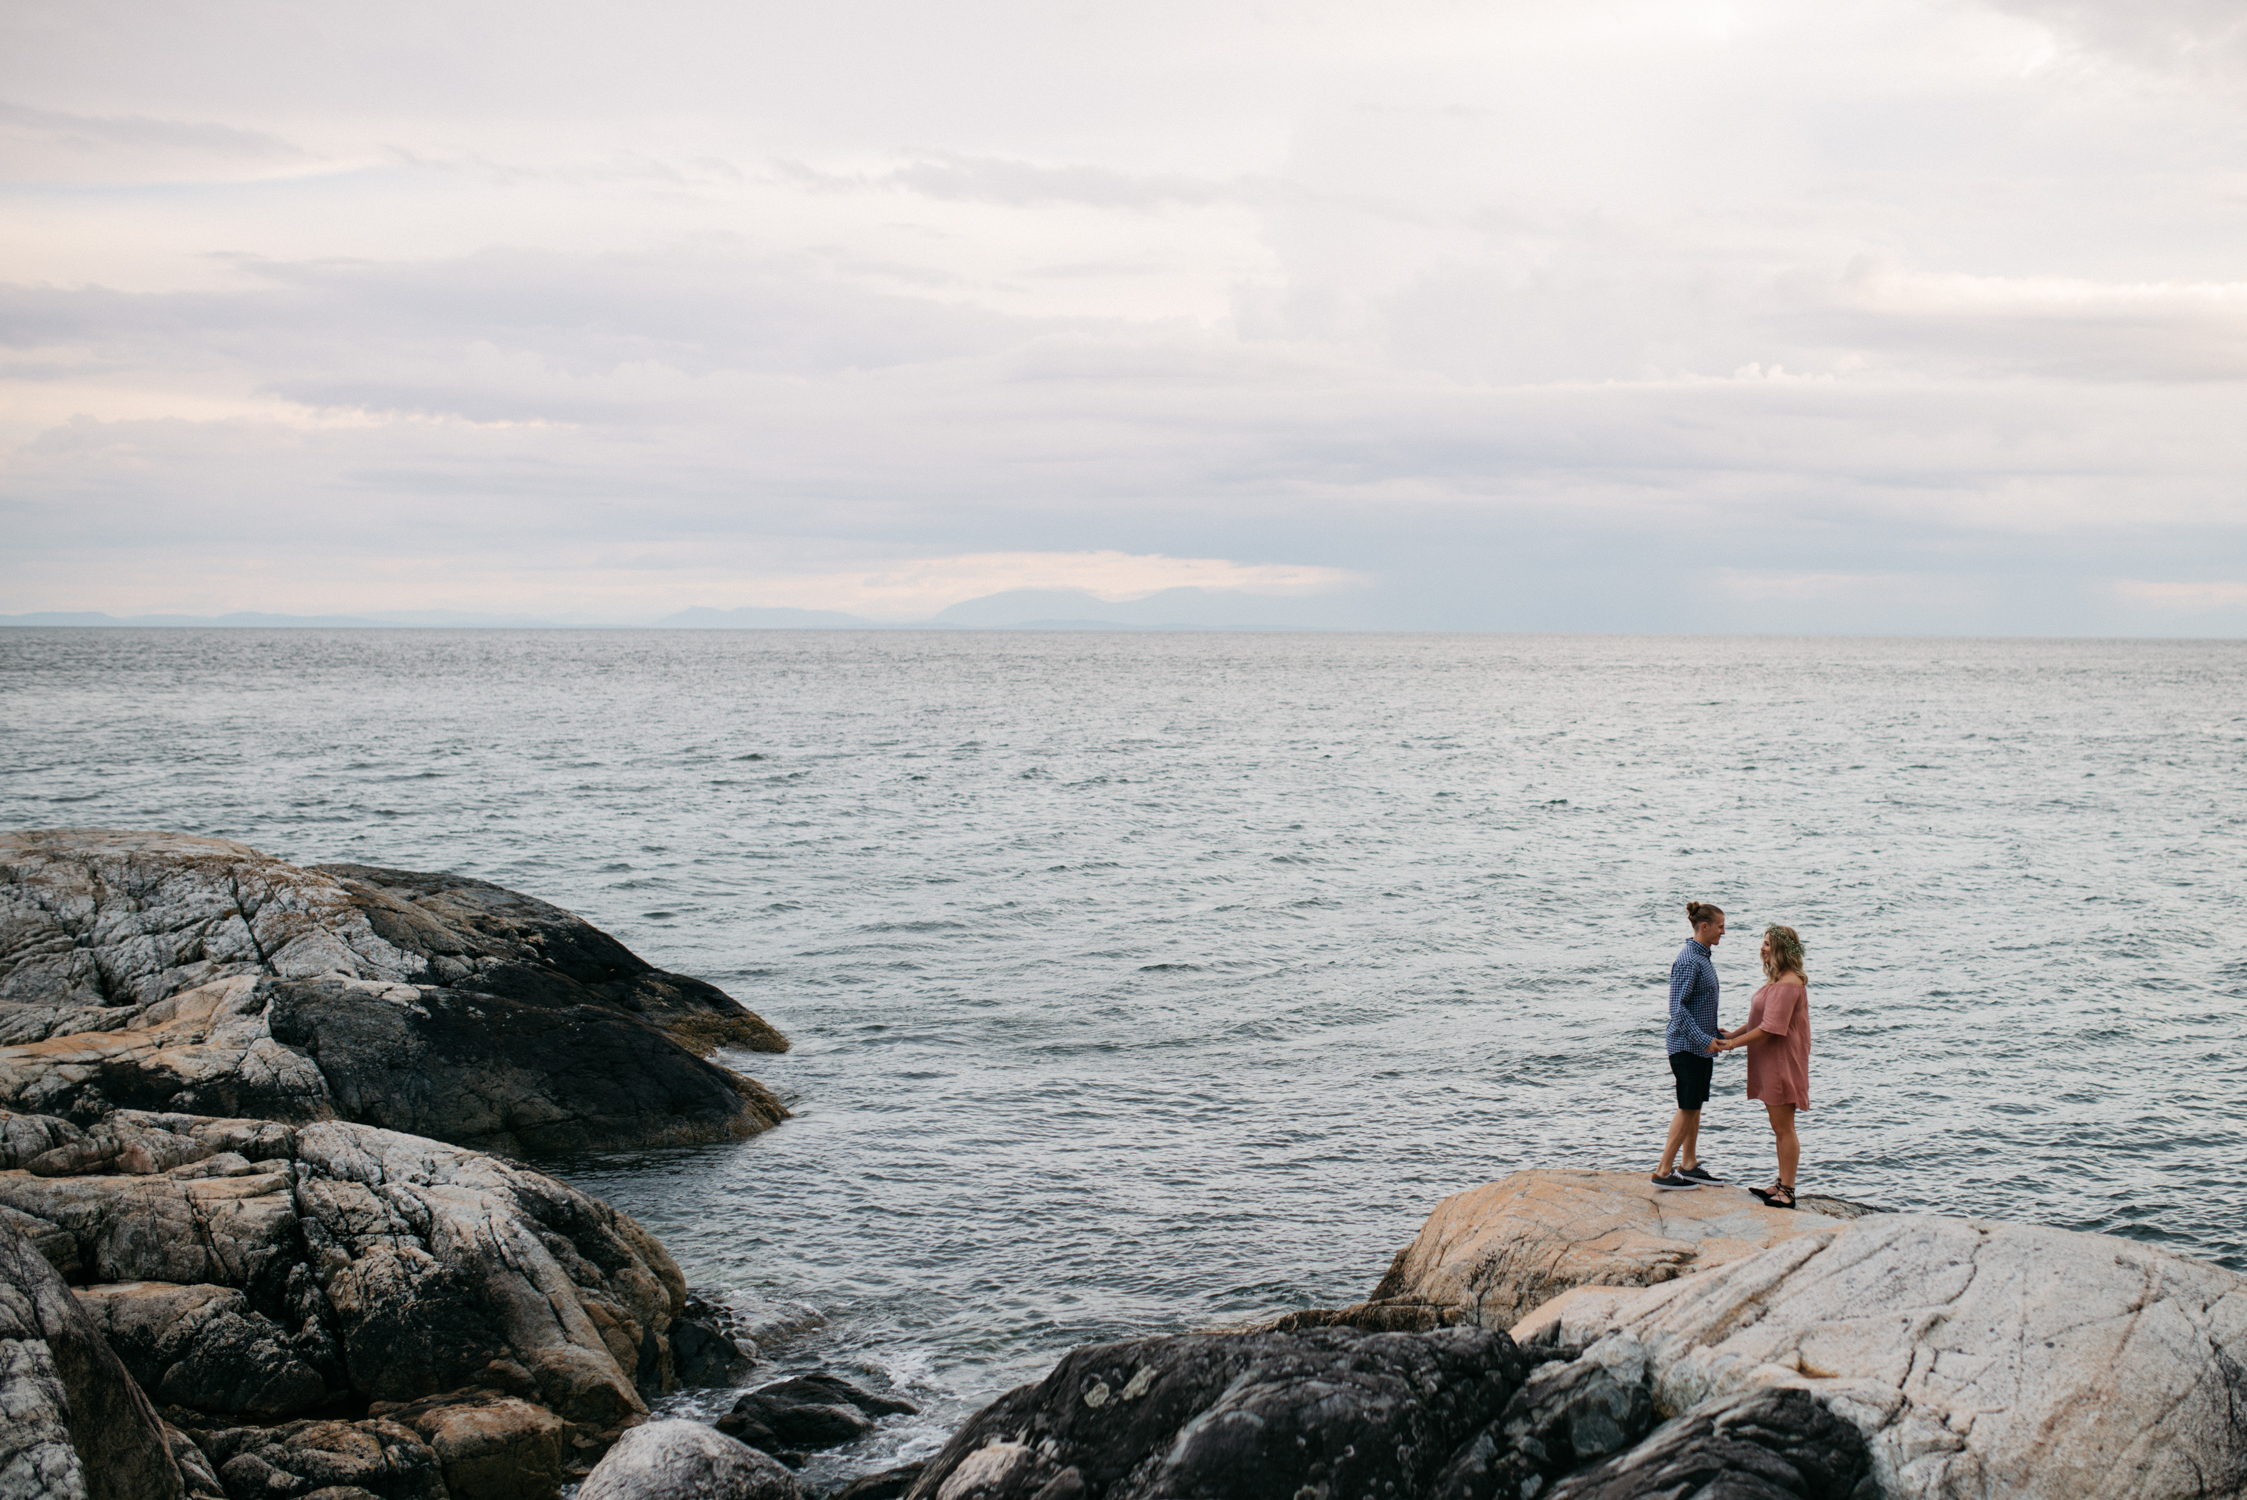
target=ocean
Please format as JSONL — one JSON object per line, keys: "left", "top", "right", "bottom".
{"left": 4, "top": 628, "right": 2243, "bottom": 1486}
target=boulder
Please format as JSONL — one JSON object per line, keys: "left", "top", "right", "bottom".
{"left": 905, "top": 1325, "right": 1531, "bottom": 1500}
{"left": 1431, "top": 1333, "right": 1656, "bottom": 1499}
{"left": 0, "top": 830, "right": 788, "bottom": 1155}
{"left": 671, "top": 1293, "right": 758, "bottom": 1388}
{"left": 1520, "top": 1212, "right": 2247, "bottom": 1500}
{"left": 200, "top": 1417, "right": 446, "bottom": 1500}
{"left": 717, "top": 1372, "right": 918, "bottom": 1458}
{"left": 833, "top": 1462, "right": 925, "bottom": 1500}
{"left": 0, "top": 1216, "right": 186, "bottom": 1500}
{"left": 1328, "top": 1170, "right": 1863, "bottom": 1331}
{"left": 371, "top": 1387, "right": 568, "bottom": 1500}
{"left": 577, "top": 1419, "right": 801, "bottom": 1500}
{"left": 0, "top": 1108, "right": 688, "bottom": 1444}
{"left": 74, "top": 1279, "right": 327, "bottom": 1417}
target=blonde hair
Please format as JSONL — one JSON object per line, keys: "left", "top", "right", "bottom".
{"left": 1762, "top": 924, "right": 1806, "bottom": 980}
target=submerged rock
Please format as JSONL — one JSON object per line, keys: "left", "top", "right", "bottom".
{"left": 0, "top": 1216, "right": 186, "bottom": 1500}
{"left": 0, "top": 830, "right": 789, "bottom": 1154}
{"left": 577, "top": 1419, "right": 801, "bottom": 1500}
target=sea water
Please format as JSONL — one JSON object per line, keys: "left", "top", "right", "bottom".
{"left": 4, "top": 629, "right": 2243, "bottom": 1484}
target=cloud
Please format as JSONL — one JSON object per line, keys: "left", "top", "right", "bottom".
{"left": 0, "top": 0, "right": 2243, "bottom": 632}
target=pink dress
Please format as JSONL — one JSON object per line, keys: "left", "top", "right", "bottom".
{"left": 1744, "top": 981, "right": 1811, "bottom": 1107}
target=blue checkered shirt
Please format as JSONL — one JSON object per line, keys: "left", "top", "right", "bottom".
{"left": 1665, "top": 939, "right": 1721, "bottom": 1056}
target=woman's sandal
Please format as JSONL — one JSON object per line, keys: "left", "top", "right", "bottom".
{"left": 1749, "top": 1182, "right": 1797, "bottom": 1210}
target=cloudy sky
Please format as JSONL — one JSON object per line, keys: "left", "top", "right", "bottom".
{"left": 4, "top": 0, "right": 2244, "bottom": 631}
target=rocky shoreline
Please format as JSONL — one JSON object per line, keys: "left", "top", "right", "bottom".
{"left": 7, "top": 830, "right": 2244, "bottom": 1500}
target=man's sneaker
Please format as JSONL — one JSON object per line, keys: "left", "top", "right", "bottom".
{"left": 1650, "top": 1172, "right": 1700, "bottom": 1190}
{"left": 1678, "top": 1164, "right": 1723, "bottom": 1185}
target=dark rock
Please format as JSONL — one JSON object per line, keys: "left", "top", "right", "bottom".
{"left": 906, "top": 1324, "right": 1528, "bottom": 1500}
{"left": 0, "top": 831, "right": 788, "bottom": 1155}
{"left": 310, "top": 862, "right": 789, "bottom": 1055}
{"left": 75, "top": 1279, "right": 329, "bottom": 1418}
{"left": 165, "top": 1420, "right": 227, "bottom": 1498}
{"left": 1543, "top": 1387, "right": 1877, "bottom": 1500}
{"left": 1266, "top": 1296, "right": 1473, "bottom": 1333}
{"left": 832, "top": 1461, "right": 926, "bottom": 1500}
{"left": 719, "top": 1394, "right": 875, "bottom": 1453}
{"left": 673, "top": 1294, "right": 759, "bottom": 1388}
{"left": 0, "top": 1216, "right": 187, "bottom": 1499}
{"left": 204, "top": 1417, "right": 447, "bottom": 1500}
{"left": 578, "top": 1418, "right": 802, "bottom": 1500}
{"left": 1432, "top": 1341, "right": 1654, "bottom": 1500}
{"left": 758, "top": 1372, "right": 918, "bottom": 1417}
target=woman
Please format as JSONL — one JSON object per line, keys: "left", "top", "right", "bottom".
{"left": 1714, "top": 924, "right": 1811, "bottom": 1209}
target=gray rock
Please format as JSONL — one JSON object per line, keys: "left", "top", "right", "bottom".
{"left": 578, "top": 1419, "right": 801, "bottom": 1500}
{"left": 0, "top": 1107, "right": 689, "bottom": 1441}
{"left": 1544, "top": 1386, "right": 1876, "bottom": 1500}
{"left": 718, "top": 1372, "right": 918, "bottom": 1455}
{"left": 0, "top": 1215, "right": 186, "bottom": 1500}
{"left": 0, "top": 830, "right": 787, "bottom": 1156}
{"left": 904, "top": 1325, "right": 1529, "bottom": 1500}
{"left": 163, "top": 1421, "right": 227, "bottom": 1499}
{"left": 75, "top": 1280, "right": 327, "bottom": 1418}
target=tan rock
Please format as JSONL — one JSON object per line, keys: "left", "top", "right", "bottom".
{"left": 1522, "top": 1213, "right": 2247, "bottom": 1500}
{"left": 1354, "top": 1169, "right": 1853, "bottom": 1329}
{"left": 374, "top": 1388, "right": 569, "bottom": 1500}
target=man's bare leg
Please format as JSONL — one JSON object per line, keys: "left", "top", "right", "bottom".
{"left": 1657, "top": 1108, "right": 1701, "bottom": 1175}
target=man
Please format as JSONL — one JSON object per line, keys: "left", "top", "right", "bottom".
{"left": 1652, "top": 901, "right": 1727, "bottom": 1190}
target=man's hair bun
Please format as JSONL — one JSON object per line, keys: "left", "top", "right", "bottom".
{"left": 1686, "top": 901, "right": 1723, "bottom": 926}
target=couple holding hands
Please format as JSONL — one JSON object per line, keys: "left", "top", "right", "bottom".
{"left": 1651, "top": 900, "right": 1813, "bottom": 1208}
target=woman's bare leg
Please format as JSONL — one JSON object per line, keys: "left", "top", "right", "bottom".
{"left": 1765, "top": 1102, "right": 1799, "bottom": 1186}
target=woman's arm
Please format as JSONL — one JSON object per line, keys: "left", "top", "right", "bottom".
{"left": 1717, "top": 1028, "right": 1774, "bottom": 1051}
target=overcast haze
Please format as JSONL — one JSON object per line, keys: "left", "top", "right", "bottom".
{"left": 4, "top": 0, "right": 2245, "bottom": 631}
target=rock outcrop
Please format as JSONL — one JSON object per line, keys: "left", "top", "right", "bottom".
{"left": 0, "top": 831, "right": 788, "bottom": 1155}
{"left": 1513, "top": 1211, "right": 2247, "bottom": 1500}
{"left": 578, "top": 1419, "right": 801, "bottom": 1500}
{"left": 0, "top": 1103, "right": 706, "bottom": 1496}
{"left": 1296, "top": 1169, "right": 1865, "bottom": 1333}
{"left": 0, "top": 1215, "right": 186, "bottom": 1500}
{"left": 903, "top": 1318, "right": 1883, "bottom": 1500}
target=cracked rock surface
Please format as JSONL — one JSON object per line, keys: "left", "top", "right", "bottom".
{"left": 1, "top": 1105, "right": 692, "bottom": 1482}
{"left": 1530, "top": 1211, "right": 2247, "bottom": 1500}
{"left": 0, "top": 1209, "right": 186, "bottom": 1500}
{"left": 0, "top": 830, "right": 788, "bottom": 1155}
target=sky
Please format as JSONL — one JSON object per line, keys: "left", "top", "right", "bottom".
{"left": 3, "top": 0, "right": 2244, "bottom": 632}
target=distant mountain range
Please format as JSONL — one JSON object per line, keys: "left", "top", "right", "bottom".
{"left": 1, "top": 587, "right": 1357, "bottom": 632}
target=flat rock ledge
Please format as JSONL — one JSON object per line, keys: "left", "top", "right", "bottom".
{"left": 1274, "top": 1168, "right": 1878, "bottom": 1334}
{"left": 0, "top": 829, "right": 789, "bottom": 1155}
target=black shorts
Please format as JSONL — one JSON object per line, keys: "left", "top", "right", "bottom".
{"left": 1670, "top": 1051, "right": 1714, "bottom": 1111}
